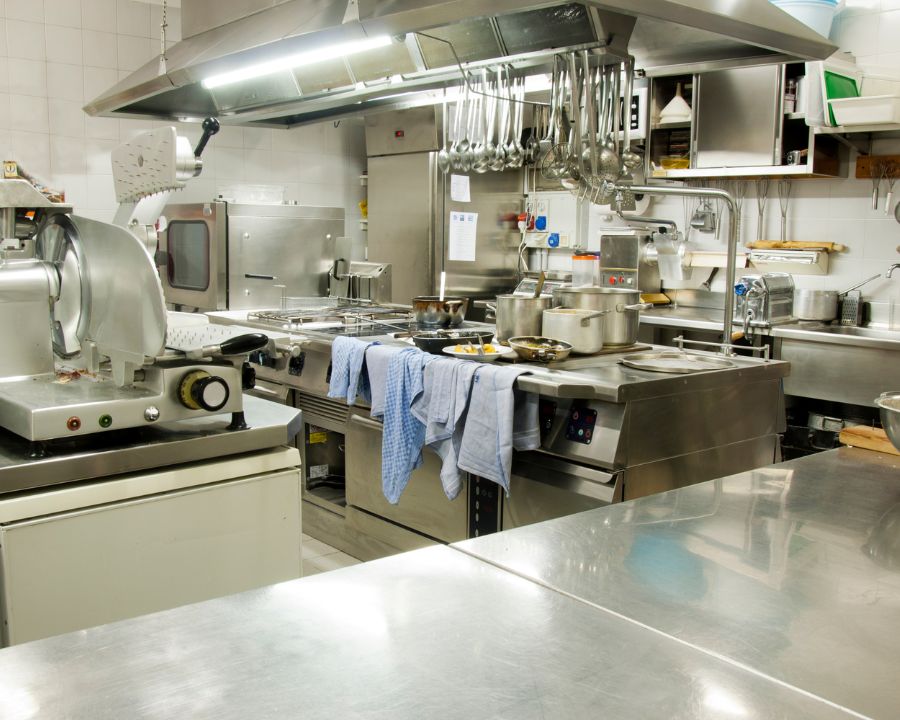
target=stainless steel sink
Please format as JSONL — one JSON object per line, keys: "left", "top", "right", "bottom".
{"left": 772, "top": 322, "right": 900, "bottom": 406}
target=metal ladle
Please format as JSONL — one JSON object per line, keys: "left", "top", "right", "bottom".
{"left": 437, "top": 97, "right": 451, "bottom": 174}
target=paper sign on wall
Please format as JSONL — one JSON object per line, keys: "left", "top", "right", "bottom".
{"left": 448, "top": 211, "right": 478, "bottom": 262}
{"left": 450, "top": 174, "right": 470, "bottom": 202}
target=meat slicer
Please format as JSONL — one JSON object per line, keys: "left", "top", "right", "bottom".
{"left": 0, "top": 120, "right": 268, "bottom": 445}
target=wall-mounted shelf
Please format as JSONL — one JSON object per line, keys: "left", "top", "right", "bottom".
{"left": 649, "top": 165, "right": 836, "bottom": 180}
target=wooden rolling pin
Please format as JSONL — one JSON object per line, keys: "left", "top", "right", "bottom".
{"left": 747, "top": 241, "right": 847, "bottom": 252}
{"left": 839, "top": 426, "right": 900, "bottom": 456}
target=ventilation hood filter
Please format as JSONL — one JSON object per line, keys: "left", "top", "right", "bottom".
{"left": 85, "top": 0, "right": 838, "bottom": 128}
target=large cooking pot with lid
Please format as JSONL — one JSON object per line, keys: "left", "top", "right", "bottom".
{"left": 488, "top": 294, "right": 554, "bottom": 343}
{"left": 552, "top": 287, "right": 651, "bottom": 346}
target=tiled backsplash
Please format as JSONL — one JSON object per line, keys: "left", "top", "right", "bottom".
{"left": 0, "top": 0, "right": 368, "bottom": 258}
{"left": 645, "top": 5, "right": 900, "bottom": 303}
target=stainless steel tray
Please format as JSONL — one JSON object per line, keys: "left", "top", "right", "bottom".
{"left": 618, "top": 350, "right": 735, "bottom": 374}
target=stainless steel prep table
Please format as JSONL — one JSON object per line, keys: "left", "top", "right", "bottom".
{"left": 456, "top": 447, "right": 900, "bottom": 720}
{"left": 0, "top": 544, "right": 859, "bottom": 720}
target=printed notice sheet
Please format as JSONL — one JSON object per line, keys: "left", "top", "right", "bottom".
{"left": 448, "top": 211, "right": 478, "bottom": 262}
{"left": 450, "top": 174, "right": 470, "bottom": 202}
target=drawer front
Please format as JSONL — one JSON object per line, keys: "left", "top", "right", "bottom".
{"left": 345, "top": 411, "right": 468, "bottom": 543}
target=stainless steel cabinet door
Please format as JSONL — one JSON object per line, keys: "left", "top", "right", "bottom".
{"left": 695, "top": 66, "right": 782, "bottom": 168}
{"left": 0, "top": 468, "right": 301, "bottom": 646}
{"left": 345, "top": 411, "right": 468, "bottom": 542}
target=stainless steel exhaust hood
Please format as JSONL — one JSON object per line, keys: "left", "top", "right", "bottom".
{"left": 84, "top": 0, "right": 837, "bottom": 127}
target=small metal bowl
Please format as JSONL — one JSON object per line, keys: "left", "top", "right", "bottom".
{"left": 507, "top": 336, "right": 573, "bottom": 363}
{"left": 875, "top": 391, "right": 900, "bottom": 452}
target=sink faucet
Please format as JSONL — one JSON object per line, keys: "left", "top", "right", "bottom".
{"left": 887, "top": 263, "right": 900, "bottom": 278}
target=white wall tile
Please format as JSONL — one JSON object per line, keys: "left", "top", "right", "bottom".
{"left": 7, "top": 20, "right": 46, "bottom": 60}
{"left": 84, "top": 114, "right": 119, "bottom": 140}
{"left": 242, "top": 127, "right": 272, "bottom": 150}
{"left": 9, "top": 93, "right": 49, "bottom": 132}
{"left": 84, "top": 137, "right": 115, "bottom": 173}
{"left": 0, "top": 20, "right": 7, "bottom": 57}
{"left": 50, "top": 134, "right": 85, "bottom": 173}
{"left": 51, "top": 173, "right": 88, "bottom": 207}
{"left": 45, "top": 0, "right": 82, "bottom": 28}
{"left": 82, "top": 64, "right": 116, "bottom": 100}
{"left": 81, "top": 0, "right": 115, "bottom": 33}
{"left": 215, "top": 146, "right": 244, "bottom": 179}
{"left": 115, "top": 0, "right": 148, "bottom": 38}
{"left": 86, "top": 171, "right": 115, "bottom": 207}
{"left": 45, "top": 24, "right": 82, "bottom": 65}
{"left": 212, "top": 125, "right": 244, "bottom": 148}
{"left": 116, "top": 33, "right": 152, "bottom": 70}
{"left": 10, "top": 129, "right": 50, "bottom": 177}
{"left": 82, "top": 29, "right": 116, "bottom": 68}
{"left": 47, "top": 62, "right": 83, "bottom": 101}
{"left": 48, "top": 98, "right": 86, "bottom": 137}
{"left": 7, "top": 57, "right": 46, "bottom": 96}
{"left": 6, "top": 0, "right": 43, "bottom": 23}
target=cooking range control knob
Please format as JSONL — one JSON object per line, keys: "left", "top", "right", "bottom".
{"left": 179, "top": 370, "right": 230, "bottom": 412}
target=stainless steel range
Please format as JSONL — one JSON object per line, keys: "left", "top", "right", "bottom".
{"left": 209, "top": 304, "right": 790, "bottom": 562}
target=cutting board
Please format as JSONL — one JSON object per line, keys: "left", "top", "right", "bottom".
{"left": 839, "top": 426, "right": 900, "bottom": 456}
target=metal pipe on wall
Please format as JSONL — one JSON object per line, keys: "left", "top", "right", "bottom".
{"left": 620, "top": 184, "right": 738, "bottom": 351}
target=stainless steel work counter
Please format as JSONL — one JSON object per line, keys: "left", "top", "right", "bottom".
{"left": 0, "top": 543, "right": 858, "bottom": 719}
{"left": 0, "top": 395, "right": 303, "bottom": 495}
{"left": 457, "top": 447, "right": 900, "bottom": 719}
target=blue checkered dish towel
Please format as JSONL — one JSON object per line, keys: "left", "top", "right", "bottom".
{"left": 327, "top": 336, "right": 380, "bottom": 405}
{"left": 380, "top": 347, "right": 436, "bottom": 504}
{"left": 457, "top": 364, "right": 540, "bottom": 494}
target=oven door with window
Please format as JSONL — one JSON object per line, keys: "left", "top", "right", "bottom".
{"left": 159, "top": 202, "right": 227, "bottom": 311}
{"left": 502, "top": 451, "right": 622, "bottom": 530}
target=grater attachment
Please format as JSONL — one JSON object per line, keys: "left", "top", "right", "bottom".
{"left": 840, "top": 290, "right": 863, "bottom": 326}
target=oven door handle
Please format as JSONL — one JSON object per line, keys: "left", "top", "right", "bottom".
{"left": 349, "top": 413, "right": 384, "bottom": 433}
{"left": 512, "top": 453, "right": 622, "bottom": 504}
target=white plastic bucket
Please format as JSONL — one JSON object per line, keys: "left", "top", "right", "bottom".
{"left": 770, "top": 0, "right": 838, "bottom": 38}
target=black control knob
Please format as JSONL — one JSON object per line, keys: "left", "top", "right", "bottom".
{"left": 179, "top": 370, "right": 230, "bottom": 412}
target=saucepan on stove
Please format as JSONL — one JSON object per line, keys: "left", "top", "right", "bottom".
{"left": 552, "top": 287, "right": 652, "bottom": 347}
{"left": 487, "top": 294, "right": 554, "bottom": 343}
{"left": 542, "top": 308, "right": 609, "bottom": 354}
{"left": 411, "top": 329, "right": 495, "bottom": 354}
{"left": 411, "top": 296, "right": 469, "bottom": 327}
{"left": 507, "top": 336, "right": 573, "bottom": 362}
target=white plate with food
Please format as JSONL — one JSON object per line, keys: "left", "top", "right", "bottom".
{"left": 442, "top": 342, "right": 517, "bottom": 362}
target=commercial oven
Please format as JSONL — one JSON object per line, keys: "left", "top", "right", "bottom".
{"left": 159, "top": 201, "right": 344, "bottom": 311}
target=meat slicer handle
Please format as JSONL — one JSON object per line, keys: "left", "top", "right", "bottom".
{"left": 217, "top": 333, "right": 268, "bottom": 356}
{"left": 194, "top": 117, "right": 220, "bottom": 157}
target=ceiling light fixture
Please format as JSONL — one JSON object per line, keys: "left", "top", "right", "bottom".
{"left": 202, "top": 35, "right": 392, "bottom": 90}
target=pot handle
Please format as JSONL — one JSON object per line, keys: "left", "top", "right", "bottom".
{"left": 579, "top": 309, "right": 611, "bottom": 326}
{"left": 617, "top": 302, "right": 653, "bottom": 312}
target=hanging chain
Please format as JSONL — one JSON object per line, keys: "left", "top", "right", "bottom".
{"left": 158, "top": 0, "right": 169, "bottom": 75}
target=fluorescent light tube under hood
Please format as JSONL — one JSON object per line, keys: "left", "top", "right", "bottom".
{"left": 201, "top": 35, "right": 393, "bottom": 89}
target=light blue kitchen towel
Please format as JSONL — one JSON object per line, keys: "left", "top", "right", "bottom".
{"left": 381, "top": 347, "right": 437, "bottom": 504}
{"left": 410, "top": 357, "right": 478, "bottom": 500}
{"left": 457, "top": 364, "right": 540, "bottom": 494}
{"left": 327, "top": 336, "right": 380, "bottom": 405}
{"left": 366, "top": 344, "right": 406, "bottom": 418}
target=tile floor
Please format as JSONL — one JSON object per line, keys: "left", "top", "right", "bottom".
{"left": 301, "top": 533, "right": 362, "bottom": 577}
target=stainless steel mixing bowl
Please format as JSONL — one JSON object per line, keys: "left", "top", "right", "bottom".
{"left": 875, "top": 391, "right": 900, "bottom": 452}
